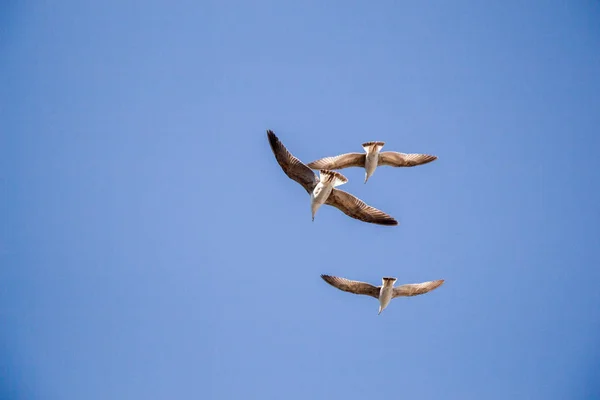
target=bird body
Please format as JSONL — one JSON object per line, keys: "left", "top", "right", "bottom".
{"left": 377, "top": 277, "right": 397, "bottom": 314}
{"left": 362, "top": 141, "right": 385, "bottom": 183}
{"left": 311, "top": 170, "right": 348, "bottom": 220}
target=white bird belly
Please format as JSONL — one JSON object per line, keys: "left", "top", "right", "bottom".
{"left": 311, "top": 182, "right": 333, "bottom": 206}
{"left": 311, "top": 182, "right": 334, "bottom": 216}
{"left": 365, "top": 153, "right": 379, "bottom": 179}
{"left": 379, "top": 287, "right": 393, "bottom": 310}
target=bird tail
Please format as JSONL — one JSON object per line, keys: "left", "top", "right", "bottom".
{"left": 319, "top": 169, "right": 348, "bottom": 187}
{"left": 362, "top": 141, "right": 385, "bottom": 153}
{"left": 382, "top": 277, "right": 397, "bottom": 286}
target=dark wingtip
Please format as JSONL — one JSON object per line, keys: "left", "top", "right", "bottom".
{"left": 379, "top": 218, "right": 399, "bottom": 226}
{"left": 266, "top": 130, "right": 280, "bottom": 152}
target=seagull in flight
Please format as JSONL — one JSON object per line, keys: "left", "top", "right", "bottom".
{"left": 267, "top": 130, "right": 398, "bottom": 226}
{"left": 320, "top": 274, "right": 444, "bottom": 314}
{"left": 307, "top": 141, "right": 437, "bottom": 183}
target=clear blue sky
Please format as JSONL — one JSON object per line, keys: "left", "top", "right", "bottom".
{"left": 2, "top": 1, "right": 600, "bottom": 399}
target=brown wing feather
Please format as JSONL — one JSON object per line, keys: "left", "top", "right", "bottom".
{"left": 392, "top": 279, "right": 445, "bottom": 298}
{"left": 325, "top": 189, "right": 398, "bottom": 226}
{"left": 320, "top": 275, "right": 380, "bottom": 298}
{"left": 307, "top": 153, "right": 366, "bottom": 170}
{"left": 378, "top": 152, "right": 438, "bottom": 167}
{"left": 267, "top": 130, "right": 318, "bottom": 194}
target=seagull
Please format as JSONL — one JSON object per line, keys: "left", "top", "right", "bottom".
{"left": 320, "top": 274, "right": 444, "bottom": 314}
{"left": 267, "top": 130, "right": 398, "bottom": 226}
{"left": 307, "top": 141, "right": 437, "bottom": 183}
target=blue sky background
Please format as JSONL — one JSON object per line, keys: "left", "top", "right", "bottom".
{"left": 2, "top": 1, "right": 600, "bottom": 399}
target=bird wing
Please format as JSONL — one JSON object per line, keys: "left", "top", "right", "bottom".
{"left": 307, "top": 153, "right": 366, "bottom": 170}
{"left": 325, "top": 188, "right": 398, "bottom": 226}
{"left": 267, "top": 130, "right": 318, "bottom": 194}
{"left": 392, "top": 279, "right": 445, "bottom": 298}
{"left": 320, "top": 275, "right": 380, "bottom": 298}
{"left": 378, "top": 152, "right": 437, "bottom": 167}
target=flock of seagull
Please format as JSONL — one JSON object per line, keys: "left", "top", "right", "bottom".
{"left": 267, "top": 129, "right": 445, "bottom": 315}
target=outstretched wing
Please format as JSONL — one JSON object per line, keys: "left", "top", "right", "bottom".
{"left": 392, "top": 279, "right": 444, "bottom": 298}
{"left": 267, "top": 130, "right": 317, "bottom": 194}
{"left": 307, "top": 153, "right": 366, "bottom": 170}
{"left": 325, "top": 188, "right": 398, "bottom": 226}
{"left": 378, "top": 152, "right": 437, "bottom": 167}
{"left": 321, "top": 275, "right": 380, "bottom": 298}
